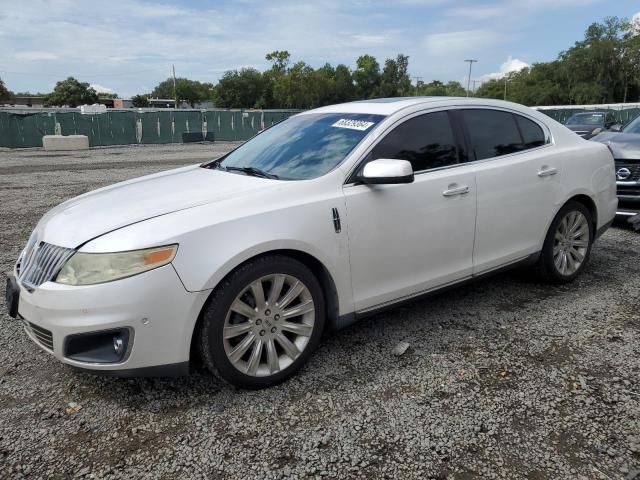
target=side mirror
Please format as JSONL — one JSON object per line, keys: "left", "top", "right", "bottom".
{"left": 361, "top": 159, "right": 414, "bottom": 185}
{"left": 609, "top": 124, "right": 622, "bottom": 132}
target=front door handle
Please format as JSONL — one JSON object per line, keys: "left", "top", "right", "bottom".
{"left": 442, "top": 184, "right": 470, "bottom": 197}
{"left": 538, "top": 166, "right": 558, "bottom": 177}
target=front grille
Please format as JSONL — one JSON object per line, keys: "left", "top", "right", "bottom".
{"left": 18, "top": 241, "right": 75, "bottom": 289}
{"left": 25, "top": 321, "right": 54, "bottom": 350}
{"left": 615, "top": 160, "right": 640, "bottom": 182}
{"left": 618, "top": 185, "right": 640, "bottom": 197}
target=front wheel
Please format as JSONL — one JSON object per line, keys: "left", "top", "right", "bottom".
{"left": 535, "top": 201, "right": 594, "bottom": 284}
{"left": 199, "top": 255, "right": 325, "bottom": 389}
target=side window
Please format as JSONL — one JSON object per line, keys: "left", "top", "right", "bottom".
{"left": 515, "top": 115, "right": 546, "bottom": 149}
{"left": 370, "top": 111, "right": 459, "bottom": 172}
{"left": 461, "top": 109, "right": 523, "bottom": 160}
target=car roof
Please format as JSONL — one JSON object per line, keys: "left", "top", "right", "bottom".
{"left": 302, "top": 96, "right": 536, "bottom": 116}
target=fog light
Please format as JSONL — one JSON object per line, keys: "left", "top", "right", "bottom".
{"left": 113, "top": 336, "right": 124, "bottom": 355}
{"left": 64, "top": 328, "right": 131, "bottom": 364}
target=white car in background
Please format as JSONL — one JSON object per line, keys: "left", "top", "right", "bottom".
{"left": 6, "top": 97, "right": 617, "bottom": 388}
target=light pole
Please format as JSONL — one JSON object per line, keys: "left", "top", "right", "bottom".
{"left": 464, "top": 59, "right": 477, "bottom": 97}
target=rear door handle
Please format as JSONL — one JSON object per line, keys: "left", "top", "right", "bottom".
{"left": 538, "top": 166, "right": 558, "bottom": 177}
{"left": 442, "top": 184, "right": 470, "bottom": 197}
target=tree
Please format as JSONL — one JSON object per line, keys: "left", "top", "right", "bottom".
{"left": 43, "top": 77, "right": 98, "bottom": 107}
{"left": 353, "top": 54, "right": 381, "bottom": 99}
{"left": 444, "top": 81, "right": 466, "bottom": 97}
{"left": 214, "top": 68, "right": 266, "bottom": 108}
{"left": 272, "top": 61, "right": 315, "bottom": 108}
{"left": 333, "top": 64, "right": 355, "bottom": 103}
{"left": 265, "top": 50, "right": 291, "bottom": 74}
{"left": 416, "top": 80, "right": 447, "bottom": 96}
{"left": 0, "top": 77, "right": 11, "bottom": 101}
{"left": 258, "top": 51, "right": 293, "bottom": 108}
{"left": 131, "top": 94, "right": 149, "bottom": 108}
{"left": 151, "top": 78, "right": 213, "bottom": 107}
{"left": 377, "top": 54, "right": 411, "bottom": 97}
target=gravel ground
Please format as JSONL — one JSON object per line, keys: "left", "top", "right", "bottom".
{"left": 0, "top": 143, "right": 639, "bottom": 480}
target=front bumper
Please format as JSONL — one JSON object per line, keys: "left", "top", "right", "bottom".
{"left": 12, "top": 264, "right": 210, "bottom": 375}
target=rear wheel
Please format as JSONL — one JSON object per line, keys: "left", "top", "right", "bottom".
{"left": 199, "top": 255, "right": 325, "bottom": 389}
{"left": 535, "top": 201, "right": 594, "bottom": 283}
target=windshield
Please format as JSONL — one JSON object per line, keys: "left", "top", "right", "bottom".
{"left": 566, "top": 113, "right": 604, "bottom": 126}
{"left": 622, "top": 115, "right": 640, "bottom": 134}
{"left": 215, "top": 113, "right": 385, "bottom": 180}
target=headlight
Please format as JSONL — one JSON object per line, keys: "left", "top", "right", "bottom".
{"left": 55, "top": 245, "right": 178, "bottom": 286}
{"left": 592, "top": 128, "right": 602, "bottom": 135}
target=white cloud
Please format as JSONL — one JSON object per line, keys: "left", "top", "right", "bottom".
{"left": 13, "top": 51, "right": 59, "bottom": 61}
{"left": 90, "top": 84, "right": 115, "bottom": 94}
{"left": 632, "top": 12, "right": 640, "bottom": 35}
{"left": 479, "top": 56, "right": 529, "bottom": 82}
{"left": 349, "top": 34, "right": 392, "bottom": 46}
{"left": 422, "top": 29, "right": 505, "bottom": 55}
{"left": 446, "top": 0, "right": 594, "bottom": 19}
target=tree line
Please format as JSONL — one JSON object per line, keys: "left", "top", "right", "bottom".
{"left": 477, "top": 16, "right": 640, "bottom": 105}
{"left": 1, "top": 16, "right": 638, "bottom": 109}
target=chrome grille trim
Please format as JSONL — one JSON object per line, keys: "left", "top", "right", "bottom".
{"left": 18, "top": 242, "right": 75, "bottom": 289}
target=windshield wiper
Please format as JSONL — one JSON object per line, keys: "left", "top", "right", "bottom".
{"left": 224, "top": 166, "right": 279, "bottom": 179}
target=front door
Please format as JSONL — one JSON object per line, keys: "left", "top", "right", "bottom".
{"left": 343, "top": 111, "right": 477, "bottom": 312}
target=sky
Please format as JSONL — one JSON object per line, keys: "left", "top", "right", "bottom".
{"left": 0, "top": 0, "right": 639, "bottom": 98}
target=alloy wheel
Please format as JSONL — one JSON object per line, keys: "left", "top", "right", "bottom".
{"left": 552, "top": 210, "right": 590, "bottom": 276}
{"left": 223, "top": 274, "right": 315, "bottom": 377}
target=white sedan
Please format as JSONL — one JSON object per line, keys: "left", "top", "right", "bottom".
{"left": 6, "top": 97, "right": 617, "bottom": 388}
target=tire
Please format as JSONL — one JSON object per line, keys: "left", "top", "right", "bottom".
{"left": 535, "top": 200, "right": 594, "bottom": 284}
{"left": 199, "top": 255, "right": 325, "bottom": 389}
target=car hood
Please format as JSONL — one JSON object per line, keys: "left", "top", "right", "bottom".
{"left": 565, "top": 124, "right": 601, "bottom": 133}
{"left": 591, "top": 132, "right": 640, "bottom": 159}
{"left": 35, "top": 165, "right": 281, "bottom": 248}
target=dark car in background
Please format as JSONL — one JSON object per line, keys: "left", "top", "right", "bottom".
{"left": 592, "top": 114, "right": 640, "bottom": 224}
{"left": 565, "top": 111, "right": 619, "bottom": 139}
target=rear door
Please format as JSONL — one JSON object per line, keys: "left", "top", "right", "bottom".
{"left": 458, "top": 108, "right": 563, "bottom": 273}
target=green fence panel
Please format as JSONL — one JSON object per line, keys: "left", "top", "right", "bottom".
{"left": 136, "top": 111, "right": 173, "bottom": 144}
{"left": 202, "top": 111, "right": 216, "bottom": 141}
{"left": 172, "top": 111, "right": 204, "bottom": 142}
{"left": 96, "top": 111, "right": 137, "bottom": 146}
{"left": 0, "top": 112, "right": 57, "bottom": 148}
{"left": 216, "top": 111, "right": 235, "bottom": 141}
{"left": 0, "top": 108, "right": 300, "bottom": 148}
{"left": 243, "top": 111, "right": 263, "bottom": 139}
{"left": 55, "top": 112, "right": 100, "bottom": 147}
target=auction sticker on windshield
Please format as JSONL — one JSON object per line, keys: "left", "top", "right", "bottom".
{"left": 331, "top": 119, "right": 375, "bottom": 131}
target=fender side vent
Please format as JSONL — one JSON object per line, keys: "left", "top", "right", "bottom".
{"left": 332, "top": 208, "right": 341, "bottom": 233}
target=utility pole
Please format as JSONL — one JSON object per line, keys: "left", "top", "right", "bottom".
{"left": 472, "top": 79, "right": 479, "bottom": 93}
{"left": 464, "top": 59, "right": 477, "bottom": 97}
{"left": 172, "top": 64, "right": 177, "bottom": 109}
{"left": 504, "top": 75, "right": 508, "bottom": 100}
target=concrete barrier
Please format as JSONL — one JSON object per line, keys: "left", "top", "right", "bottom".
{"left": 43, "top": 135, "right": 89, "bottom": 151}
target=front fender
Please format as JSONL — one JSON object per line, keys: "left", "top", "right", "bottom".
{"left": 81, "top": 195, "right": 354, "bottom": 316}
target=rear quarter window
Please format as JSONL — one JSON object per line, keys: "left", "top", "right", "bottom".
{"left": 462, "top": 109, "right": 547, "bottom": 161}
{"left": 515, "top": 115, "right": 546, "bottom": 149}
